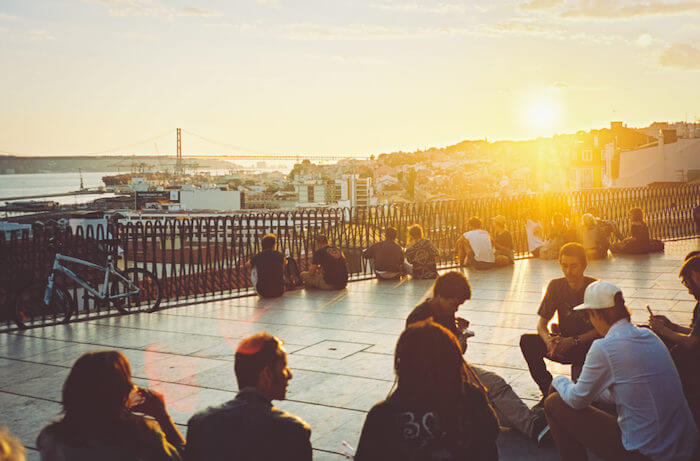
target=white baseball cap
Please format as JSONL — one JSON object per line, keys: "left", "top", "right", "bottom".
{"left": 573, "top": 280, "right": 622, "bottom": 311}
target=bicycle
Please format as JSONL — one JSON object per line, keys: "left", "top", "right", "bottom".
{"left": 14, "top": 244, "right": 162, "bottom": 330}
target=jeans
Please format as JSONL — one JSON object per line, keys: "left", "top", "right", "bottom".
{"left": 520, "top": 334, "right": 589, "bottom": 397}
{"left": 544, "top": 392, "right": 650, "bottom": 461}
{"left": 473, "top": 366, "right": 539, "bottom": 438}
{"left": 300, "top": 271, "right": 341, "bottom": 290}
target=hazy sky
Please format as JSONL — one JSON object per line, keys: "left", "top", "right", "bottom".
{"left": 1, "top": 0, "right": 699, "bottom": 156}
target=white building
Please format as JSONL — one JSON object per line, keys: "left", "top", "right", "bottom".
{"left": 336, "top": 174, "right": 377, "bottom": 208}
{"left": 172, "top": 185, "right": 245, "bottom": 211}
{"left": 294, "top": 181, "right": 332, "bottom": 205}
{"left": 613, "top": 136, "right": 700, "bottom": 187}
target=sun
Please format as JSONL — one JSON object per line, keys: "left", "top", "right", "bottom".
{"left": 527, "top": 100, "right": 557, "bottom": 129}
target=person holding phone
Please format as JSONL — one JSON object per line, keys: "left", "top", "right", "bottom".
{"left": 37, "top": 351, "right": 184, "bottom": 461}
{"left": 406, "top": 271, "right": 551, "bottom": 445}
{"left": 649, "top": 252, "right": 700, "bottom": 426}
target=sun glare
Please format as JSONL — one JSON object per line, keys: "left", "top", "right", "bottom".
{"left": 527, "top": 100, "right": 557, "bottom": 129}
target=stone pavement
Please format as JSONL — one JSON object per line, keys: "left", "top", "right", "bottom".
{"left": 1, "top": 238, "right": 698, "bottom": 460}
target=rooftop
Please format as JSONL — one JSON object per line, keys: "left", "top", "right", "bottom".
{"left": 2, "top": 238, "right": 698, "bottom": 460}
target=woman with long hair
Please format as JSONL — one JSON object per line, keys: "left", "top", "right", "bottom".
{"left": 37, "top": 351, "right": 184, "bottom": 461}
{"left": 355, "top": 321, "right": 499, "bottom": 460}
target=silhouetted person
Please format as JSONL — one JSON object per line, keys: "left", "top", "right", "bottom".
{"left": 247, "top": 234, "right": 285, "bottom": 298}
{"left": 37, "top": 351, "right": 184, "bottom": 461}
{"left": 545, "top": 281, "right": 698, "bottom": 461}
{"left": 405, "top": 224, "right": 439, "bottom": 279}
{"left": 301, "top": 234, "right": 348, "bottom": 290}
{"left": 520, "top": 243, "right": 599, "bottom": 401}
{"left": 185, "top": 333, "right": 311, "bottom": 461}
{"left": 612, "top": 207, "right": 664, "bottom": 254}
{"left": 363, "top": 227, "right": 407, "bottom": 279}
{"left": 649, "top": 252, "right": 700, "bottom": 427}
{"left": 492, "top": 215, "right": 514, "bottom": 266}
{"left": 355, "top": 320, "right": 499, "bottom": 460}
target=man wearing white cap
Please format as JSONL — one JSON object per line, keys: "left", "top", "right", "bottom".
{"left": 545, "top": 280, "right": 698, "bottom": 461}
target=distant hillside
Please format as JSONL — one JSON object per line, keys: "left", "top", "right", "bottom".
{"left": 0, "top": 155, "right": 233, "bottom": 174}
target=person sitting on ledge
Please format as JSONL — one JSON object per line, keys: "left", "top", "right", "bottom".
{"left": 37, "top": 351, "right": 185, "bottom": 461}
{"left": 544, "top": 280, "right": 698, "bottom": 461}
{"left": 538, "top": 213, "right": 575, "bottom": 260}
{"left": 491, "top": 215, "right": 515, "bottom": 266}
{"left": 520, "top": 243, "right": 600, "bottom": 403}
{"left": 355, "top": 320, "right": 500, "bottom": 461}
{"left": 406, "top": 271, "right": 551, "bottom": 445}
{"left": 580, "top": 213, "right": 612, "bottom": 260}
{"left": 185, "top": 333, "right": 311, "bottom": 461}
{"left": 612, "top": 207, "right": 664, "bottom": 254}
{"left": 300, "top": 234, "right": 348, "bottom": 290}
{"left": 405, "top": 223, "right": 439, "bottom": 279}
{"left": 455, "top": 217, "right": 502, "bottom": 269}
{"left": 363, "top": 226, "right": 408, "bottom": 280}
{"left": 247, "top": 233, "right": 286, "bottom": 298}
{"left": 649, "top": 252, "right": 700, "bottom": 427}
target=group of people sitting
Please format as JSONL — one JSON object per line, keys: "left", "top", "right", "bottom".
{"left": 245, "top": 206, "right": 666, "bottom": 300}
{"left": 31, "top": 243, "right": 700, "bottom": 460}
{"left": 527, "top": 207, "right": 664, "bottom": 263}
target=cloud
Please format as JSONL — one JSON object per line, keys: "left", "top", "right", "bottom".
{"left": 27, "top": 29, "right": 56, "bottom": 40}
{"left": 178, "top": 6, "right": 220, "bottom": 17}
{"left": 81, "top": 0, "right": 221, "bottom": 19}
{"left": 282, "top": 23, "right": 470, "bottom": 40}
{"left": 0, "top": 12, "right": 19, "bottom": 21}
{"left": 633, "top": 33, "right": 653, "bottom": 47}
{"left": 81, "top": 0, "right": 167, "bottom": 17}
{"left": 562, "top": 0, "right": 700, "bottom": 19}
{"left": 475, "top": 20, "right": 620, "bottom": 43}
{"left": 552, "top": 81, "right": 568, "bottom": 88}
{"left": 659, "top": 43, "right": 700, "bottom": 70}
{"left": 518, "top": 0, "right": 563, "bottom": 10}
{"left": 370, "top": 1, "right": 468, "bottom": 14}
{"left": 203, "top": 22, "right": 256, "bottom": 32}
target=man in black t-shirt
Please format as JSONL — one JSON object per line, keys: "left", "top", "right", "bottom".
{"left": 407, "top": 271, "right": 550, "bottom": 444}
{"left": 519, "top": 243, "right": 599, "bottom": 399}
{"left": 300, "top": 234, "right": 348, "bottom": 290}
{"left": 247, "top": 234, "right": 285, "bottom": 298}
{"left": 362, "top": 227, "right": 407, "bottom": 280}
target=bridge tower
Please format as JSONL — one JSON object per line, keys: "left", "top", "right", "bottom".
{"left": 176, "top": 127, "right": 183, "bottom": 175}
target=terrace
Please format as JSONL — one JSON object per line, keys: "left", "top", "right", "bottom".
{"left": 2, "top": 237, "right": 698, "bottom": 460}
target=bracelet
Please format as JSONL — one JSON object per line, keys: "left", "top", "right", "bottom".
{"left": 573, "top": 335, "right": 580, "bottom": 346}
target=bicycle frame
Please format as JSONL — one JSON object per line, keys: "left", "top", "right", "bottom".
{"left": 44, "top": 253, "right": 138, "bottom": 305}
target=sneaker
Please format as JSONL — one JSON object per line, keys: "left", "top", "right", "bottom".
{"left": 537, "top": 424, "right": 551, "bottom": 445}
{"left": 531, "top": 414, "right": 551, "bottom": 446}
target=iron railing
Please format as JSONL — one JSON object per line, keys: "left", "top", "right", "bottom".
{"left": 1, "top": 184, "right": 698, "bottom": 331}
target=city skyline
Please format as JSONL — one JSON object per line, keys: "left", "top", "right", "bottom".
{"left": 1, "top": 0, "right": 699, "bottom": 156}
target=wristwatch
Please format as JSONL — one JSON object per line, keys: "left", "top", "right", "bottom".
{"left": 573, "top": 335, "right": 580, "bottom": 346}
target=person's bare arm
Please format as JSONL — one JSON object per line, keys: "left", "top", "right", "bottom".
{"left": 650, "top": 317, "right": 699, "bottom": 349}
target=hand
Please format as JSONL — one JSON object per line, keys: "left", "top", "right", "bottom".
{"left": 455, "top": 317, "right": 470, "bottom": 330}
{"left": 130, "top": 388, "right": 168, "bottom": 421}
{"left": 649, "top": 315, "right": 670, "bottom": 327}
{"left": 552, "top": 337, "right": 575, "bottom": 358}
{"left": 649, "top": 316, "right": 671, "bottom": 335}
{"left": 546, "top": 335, "right": 561, "bottom": 357}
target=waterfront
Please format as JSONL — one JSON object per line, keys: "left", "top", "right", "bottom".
{"left": 0, "top": 171, "right": 113, "bottom": 206}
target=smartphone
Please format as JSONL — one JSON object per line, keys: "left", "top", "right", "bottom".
{"left": 646, "top": 305, "right": 654, "bottom": 316}
{"left": 462, "top": 328, "right": 475, "bottom": 338}
{"left": 126, "top": 387, "right": 145, "bottom": 409}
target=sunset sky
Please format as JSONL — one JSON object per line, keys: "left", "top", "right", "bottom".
{"left": 1, "top": 0, "right": 699, "bottom": 156}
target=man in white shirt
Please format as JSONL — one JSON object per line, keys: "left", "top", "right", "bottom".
{"left": 544, "top": 280, "right": 698, "bottom": 461}
{"left": 455, "top": 216, "right": 496, "bottom": 269}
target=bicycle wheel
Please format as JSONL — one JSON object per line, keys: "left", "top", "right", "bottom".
{"left": 14, "top": 283, "right": 74, "bottom": 329}
{"left": 111, "top": 268, "right": 162, "bottom": 313}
